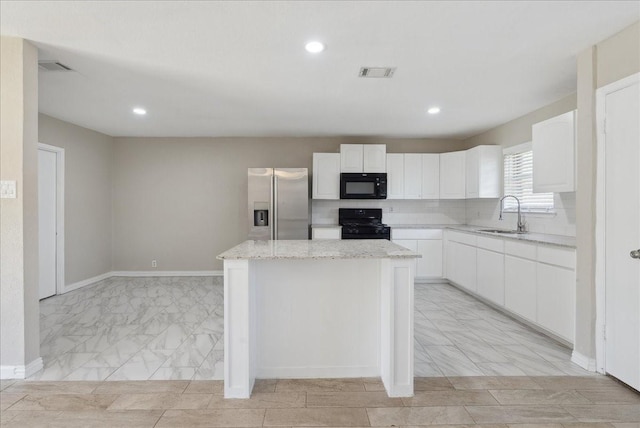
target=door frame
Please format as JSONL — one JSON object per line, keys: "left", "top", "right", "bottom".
{"left": 594, "top": 72, "right": 639, "bottom": 374}
{"left": 37, "top": 143, "right": 65, "bottom": 296}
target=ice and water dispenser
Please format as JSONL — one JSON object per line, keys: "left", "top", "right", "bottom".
{"left": 253, "top": 202, "right": 269, "bottom": 227}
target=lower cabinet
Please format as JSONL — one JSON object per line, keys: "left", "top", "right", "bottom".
{"left": 311, "top": 226, "right": 341, "bottom": 240}
{"left": 392, "top": 229, "right": 443, "bottom": 280}
{"left": 477, "top": 248, "right": 504, "bottom": 306}
{"left": 444, "top": 230, "right": 575, "bottom": 344}
{"left": 504, "top": 255, "right": 537, "bottom": 322}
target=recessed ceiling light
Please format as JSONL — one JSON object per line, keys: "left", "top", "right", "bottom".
{"left": 305, "top": 41, "right": 325, "bottom": 53}
{"left": 427, "top": 107, "right": 441, "bottom": 115}
{"left": 133, "top": 107, "right": 147, "bottom": 115}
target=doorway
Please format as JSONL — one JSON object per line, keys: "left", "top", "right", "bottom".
{"left": 595, "top": 72, "right": 640, "bottom": 391}
{"left": 37, "top": 143, "right": 64, "bottom": 299}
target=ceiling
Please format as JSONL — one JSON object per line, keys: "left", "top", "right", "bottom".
{"left": 1, "top": 1, "right": 638, "bottom": 139}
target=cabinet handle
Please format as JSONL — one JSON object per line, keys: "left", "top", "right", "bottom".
{"left": 631, "top": 249, "right": 640, "bottom": 259}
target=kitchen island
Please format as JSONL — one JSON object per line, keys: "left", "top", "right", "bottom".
{"left": 217, "top": 239, "right": 420, "bottom": 398}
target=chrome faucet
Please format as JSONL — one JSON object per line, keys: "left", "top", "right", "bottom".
{"left": 499, "top": 195, "right": 527, "bottom": 233}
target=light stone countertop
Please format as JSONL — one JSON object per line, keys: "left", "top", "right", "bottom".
{"left": 217, "top": 239, "right": 421, "bottom": 260}
{"left": 310, "top": 224, "right": 342, "bottom": 229}
{"left": 315, "top": 223, "right": 576, "bottom": 248}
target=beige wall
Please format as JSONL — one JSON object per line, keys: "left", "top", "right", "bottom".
{"left": 38, "top": 114, "right": 114, "bottom": 285}
{"left": 112, "top": 137, "right": 465, "bottom": 271}
{"left": 573, "top": 21, "right": 640, "bottom": 363}
{"left": 463, "top": 93, "right": 577, "bottom": 148}
{"left": 596, "top": 21, "right": 640, "bottom": 88}
{"left": 0, "top": 37, "right": 40, "bottom": 371}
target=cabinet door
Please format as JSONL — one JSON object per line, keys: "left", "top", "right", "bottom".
{"left": 465, "top": 146, "right": 480, "bottom": 198}
{"left": 505, "top": 255, "right": 536, "bottom": 322}
{"left": 404, "top": 154, "right": 422, "bottom": 199}
{"left": 477, "top": 145, "right": 503, "bottom": 198}
{"left": 477, "top": 248, "right": 505, "bottom": 306}
{"left": 439, "top": 151, "right": 466, "bottom": 199}
{"left": 417, "top": 239, "right": 443, "bottom": 278}
{"left": 537, "top": 263, "right": 575, "bottom": 342}
{"left": 312, "top": 153, "right": 340, "bottom": 200}
{"left": 386, "top": 154, "right": 404, "bottom": 199}
{"left": 421, "top": 154, "right": 440, "bottom": 199}
{"left": 393, "top": 239, "right": 417, "bottom": 272}
{"left": 455, "top": 243, "right": 477, "bottom": 292}
{"left": 532, "top": 110, "right": 575, "bottom": 192}
{"left": 312, "top": 227, "right": 342, "bottom": 240}
{"left": 340, "top": 144, "right": 363, "bottom": 172}
{"left": 363, "top": 144, "right": 386, "bottom": 172}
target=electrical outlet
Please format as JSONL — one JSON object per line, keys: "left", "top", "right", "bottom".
{"left": 0, "top": 181, "right": 17, "bottom": 199}
{"left": 388, "top": 206, "right": 394, "bottom": 213}
{"left": 151, "top": 260, "right": 157, "bottom": 268}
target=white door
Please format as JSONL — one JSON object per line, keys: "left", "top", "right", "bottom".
{"left": 603, "top": 80, "right": 640, "bottom": 390}
{"left": 38, "top": 148, "right": 58, "bottom": 299}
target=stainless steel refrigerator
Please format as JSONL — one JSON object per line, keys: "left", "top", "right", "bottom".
{"left": 248, "top": 168, "right": 309, "bottom": 240}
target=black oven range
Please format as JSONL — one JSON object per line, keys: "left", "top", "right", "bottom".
{"left": 339, "top": 208, "right": 391, "bottom": 240}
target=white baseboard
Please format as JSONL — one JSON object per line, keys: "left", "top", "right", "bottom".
{"left": 571, "top": 351, "right": 597, "bottom": 372}
{"left": 112, "top": 270, "right": 222, "bottom": 277}
{"left": 61, "top": 270, "right": 223, "bottom": 294}
{"left": 63, "top": 271, "right": 113, "bottom": 294}
{"left": 257, "top": 365, "right": 379, "bottom": 379}
{"left": 0, "top": 357, "right": 43, "bottom": 379}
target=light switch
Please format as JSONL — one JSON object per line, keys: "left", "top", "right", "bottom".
{"left": 0, "top": 181, "right": 17, "bottom": 199}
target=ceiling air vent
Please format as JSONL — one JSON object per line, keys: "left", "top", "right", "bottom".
{"left": 358, "top": 67, "right": 396, "bottom": 78}
{"left": 38, "top": 61, "right": 74, "bottom": 72}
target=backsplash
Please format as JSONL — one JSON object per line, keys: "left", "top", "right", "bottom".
{"left": 311, "top": 199, "right": 466, "bottom": 226}
{"left": 465, "top": 193, "right": 576, "bottom": 236}
{"left": 312, "top": 193, "right": 576, "bottom": 237}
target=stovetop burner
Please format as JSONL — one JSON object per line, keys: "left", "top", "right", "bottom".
{"left": 339, "top": 208, "right": 390, "bottom": 240}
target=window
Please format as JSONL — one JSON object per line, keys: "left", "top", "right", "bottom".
{"left": 503, "top": 142, "right": 554, "bottom": 212}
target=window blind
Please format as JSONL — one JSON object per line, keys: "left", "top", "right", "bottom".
{"left": 503, "top": 150, "right": 554, "bottom": 212}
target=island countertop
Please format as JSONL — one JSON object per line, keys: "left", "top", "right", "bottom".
{"left": 217, "top": 239, "right": 421, "bottom": 261}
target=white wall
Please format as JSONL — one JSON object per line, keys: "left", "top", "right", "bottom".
{"left": 0, "top": 36, "right": 40, "bottom": 376}
{"left": 38, "top": 114, "right": 114, "bottom": 286}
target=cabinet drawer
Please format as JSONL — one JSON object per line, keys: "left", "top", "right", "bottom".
{"left": 504, "top": 240, "right": 536, "bottom": 260}
{"left": 312, "top": 227, "right": 341, "bottom": 240}
{"left": 537, "top": 245, "right": 575, "bottom": 269}
{"left": 476, "top": 235, "right": 504, "bottom": 252}
{"left": 446, "top": 230, "right": 477, "bottom": 246}
{"left": 392, "top": 228, "right": 442, "bottom": 240}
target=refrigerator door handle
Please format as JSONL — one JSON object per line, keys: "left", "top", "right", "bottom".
{"left": 273, "top": 174, "right": 278, "bottom": 240}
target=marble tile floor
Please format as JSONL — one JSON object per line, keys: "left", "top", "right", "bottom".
{"left": 30, "top": 276, "right": 594, "bottom": 381}
{"left": 1, "top": 377, "right": 639, "bottom": 427}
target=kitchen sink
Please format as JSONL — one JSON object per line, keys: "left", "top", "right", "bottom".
{"left": 478, "top": 229, "right": 522, "bottom": 234}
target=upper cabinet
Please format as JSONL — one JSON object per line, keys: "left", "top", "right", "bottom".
{"left": 465, "top": 145, "right": 503, "bottom": 199}
{"left": 439, "top": 151, "right": 466, "bottom": 199}
{"left": 532, "top": 110, "right": 576, "bottom": 193}
{"left": 312, "top": 153, "right": 341, "bottom": 200}
{"left": 340, "top": 144, "right": 386, "bottom": 173}
{"left": 386, "top": 153, "right": 440, "bottom": 200}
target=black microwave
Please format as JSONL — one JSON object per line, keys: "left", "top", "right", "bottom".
{"left": 340, "top": 173, "right": 387, "bottom": 199}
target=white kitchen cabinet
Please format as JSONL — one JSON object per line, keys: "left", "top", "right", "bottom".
{"left": 404, "top": 154, "right": 422, "bottom": 199}
{"left": 340, "top": 144, "right": 364, "bottom": 172}
{"left": 312, "top": 153, "right": 341, "bottom": 199}
{"left": 393, "top": 228, "right": 443, "bottom": 280}
{"left": 476, "top": 247, "right": 505, "bottom": 306}
{"left": 312, "top": 226, "right": 342, "bottom": 240}
{"left": 386, "top": 153, "right": 404, "bottom": 199}
{"left": 421, "top": 154, "right": 440, "bottom": 199}
{"left": 465, "top": 145, "right": 503, "bottom": 199}
{"left": 340, "top": 144, "right": 386, "bottom": 173}
{"left": 504, "top": 252, "right": 537, "bottom": 322}
{"left": 417, "top": 240, "right": 443, "bottom": 278}
{"left": 363, "top": 144, "right": 386, "bottom": 172}
{"left": 532, "top": 110, "right": 576, "bottom": 193}
{"left": 444, "top": 231, "right": 477, "bottom": 292}
{"left": 536, "top": 246, "right": 575, "bottom": 342}
{"left": 439, "top": 151, "right": 466, "bottom": 199}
